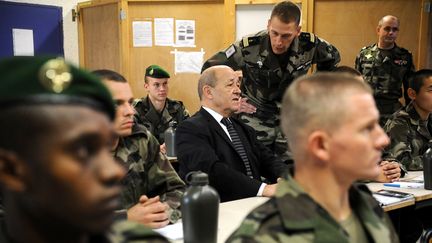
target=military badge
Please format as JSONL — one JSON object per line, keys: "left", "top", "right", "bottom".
{"left": 394, "top": 59, "right": 408, "bottom": 66}
{"left": 38, "top": 57, "right": 72, "bottom": 93}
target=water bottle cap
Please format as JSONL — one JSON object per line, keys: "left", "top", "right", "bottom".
{"left": 186, "top": 171, "right": 209, "bottom": 186}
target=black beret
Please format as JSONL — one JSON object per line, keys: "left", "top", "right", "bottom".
{"left": 0, "top": 56, "right": 115, "bottom": 120}
{"left": 145, "top": 65, "right": 170, "bottom": 79}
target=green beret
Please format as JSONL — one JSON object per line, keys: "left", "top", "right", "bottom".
{"left": 0, "top": 56, "right": 115, "bottom": 120}
{"left": 145, "top": 65, "right": 170, "bottom": 79}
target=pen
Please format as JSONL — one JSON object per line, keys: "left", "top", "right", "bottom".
{"left": 383, "top": 182, "right": 423, "bottom": 189}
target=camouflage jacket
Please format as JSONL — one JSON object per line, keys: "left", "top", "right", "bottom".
{"left": 133, "top": 96, "right": 189, "bottom": 144}
{"left": 383, "top": 102, "right": 432, "bottom": 171}
{"left": 227, "top": 175, "right": 398, "bottom": 243}
{"left": 0, "top": 219, "right": 169, "bottom": 243}
{"left": 355, "top": 43, "right": 415, "bottom": 106}
{"left": 202, "top": 30, "right": 340, "bottom": 119}
{"left": 112, "top": 124, "right": 185, "bottom": 215}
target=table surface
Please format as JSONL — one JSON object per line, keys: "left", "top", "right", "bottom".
{"left": 165, "top": 172, "right": 432, "bottom": 242}
{"left": 367, "top": 171, "right": 432, "bottom": 211}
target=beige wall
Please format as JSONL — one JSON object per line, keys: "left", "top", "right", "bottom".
{"left": 313, "top": 0, "right": 423, "bottom": 68}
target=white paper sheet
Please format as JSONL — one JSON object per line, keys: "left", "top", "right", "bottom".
{"left": 175, "top": 20, "right": 195, "bottom": 47}
{"left": 155, "top": 18, "right": 174, "bottom": 46}
{"left": 154, "top": 222, "right": 183, "bottom": 240}
{"left": 170, "top": 48, "right": 205, "bottom": 74}
{"left": 132, "top": 21, "right": 152, "bottom": 47}
{"left": 12, "top": 28, "right": 34, "bottom": 56}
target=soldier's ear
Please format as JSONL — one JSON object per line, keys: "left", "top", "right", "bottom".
{"left": 307, "top": 130, "right": 330, "bottom": 165}
{"left": 407, "top": 88, "right": 416, "bottom": 100}
{"left": 0, "top": 149, "right": 28, "bottom": 192}
{"left": 296, "top": 25, "right": 301, "bottom": 36}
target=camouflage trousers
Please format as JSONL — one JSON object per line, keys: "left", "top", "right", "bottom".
{"left": 240, "top": 113, "right": 292, "bottom": 163}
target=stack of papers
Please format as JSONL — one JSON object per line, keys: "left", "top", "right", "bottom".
{"left": 372, "top": 189, "right": 414, "bottom": 207}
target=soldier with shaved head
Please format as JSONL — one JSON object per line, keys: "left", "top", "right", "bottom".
{"left": 227, "top": 73, "right": 398, "bottom": 242}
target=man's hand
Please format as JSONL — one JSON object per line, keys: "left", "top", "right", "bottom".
{"left": 262, "top": 183, "right": 278, "bottom": 197}
{"left": 127, "top": 195, "right": 169, "bottom": 229}
{"left": 235, "top": 97, "right": 257, "bottom": 114}
{"left": 160, "top": 143, "right": 166, "bottom": 154}
{"left": 375, "top": 161, "right": 401, "bottom": 182}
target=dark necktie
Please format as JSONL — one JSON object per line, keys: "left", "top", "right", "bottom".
{"left": 221, "top": 117, "right": 253, "bottom": 178}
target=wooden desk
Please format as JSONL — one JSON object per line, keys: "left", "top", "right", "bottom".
{"left": 367, "top": 171, "right": 432, "bottom": 211}
{"left": 163, "top": 174, "right": 432, "bottom": 242}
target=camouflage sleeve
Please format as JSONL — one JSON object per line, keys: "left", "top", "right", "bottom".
{"left": 201, "top": 41, "right": 244, "bottom": 72}
{"left": 132, "top": 98, "right": 145, "bottom": 124}
{"left": 109, "top": 220, "right": 170, "bottom": 243}
{"left": 141, "top": 131, "right": 185, "bottom": 210}
{"left": 313, "top": 36, "right": 340, "bottom": 71}
{"left": 384, "top": 117, "right": 421, "bottom": 171}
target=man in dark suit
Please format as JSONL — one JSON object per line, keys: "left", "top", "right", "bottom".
{"left": 176, "top": 65, "right": 290, "bottom": 202}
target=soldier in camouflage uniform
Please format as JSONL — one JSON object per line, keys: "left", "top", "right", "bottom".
{"left": 134, "top": 65, "right": 189, "bottom": 154}
{"left": 202, "top": 1, "right": 340, "bottom": 162}
{"left": 227, "top": 73, "right": 398, "bottom": 243}
{"left": 0, "top": 56, "right": 168, "bottom": 243}
{"left": 384, "top": 69, "right": 432, "bottom": 171}
{"left": 94, "top": 70, "right": 185, "bottom": 229}
{"left": 355, "top": 15, "right": 415, "bottom": 126}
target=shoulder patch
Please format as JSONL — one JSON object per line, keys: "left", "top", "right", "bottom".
{"left": 242, "top": 36, "right": 261, "bottom": 48}
{"left": 299, "top": 32, "right": 315, "bottom": 43}
{"left": 225, "top": 44, "right": 236, "bottom": 59}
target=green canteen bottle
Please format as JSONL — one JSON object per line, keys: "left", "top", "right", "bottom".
{"left": 423, "top": 147, "right": 432, "bottom": 190}
{"left": 164, "top": 121, "right": 177, "bottom": 157}
{"left": 181, "top": 171, "right": 219, "bottom": 243}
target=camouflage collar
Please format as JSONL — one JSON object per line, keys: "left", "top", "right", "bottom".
{"left": 405, "top": 102, "right": 432, "bottom": 126}
{"left": 259, "top": 33, "right": 270, "bottom": 59}
{"left": 289, "top": 36, "right": 300, "bottom": 53}
{"left": 275, "top": 176, "right": 340, "bottom": 231}
{"left": 275, "top": 176, "right": 387, "bottom": 240}
{"left": 131, "top": 123, "right": 150, "bottom": 136}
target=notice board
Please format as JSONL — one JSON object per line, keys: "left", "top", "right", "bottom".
{"left": 0, "top": 1, "right": 64, "bottom": 58}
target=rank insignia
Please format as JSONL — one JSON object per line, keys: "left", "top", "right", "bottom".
{"left": 38, "top": 58, "right": 72, "bottom": 93}
{"left": 225, "top": 45, "right": 236, "bottom": 59}
{"left": 394, "top": 59, "right": 408, "bottom": 66}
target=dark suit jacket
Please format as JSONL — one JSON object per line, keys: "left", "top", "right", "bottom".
{"left": 175, "top": 107, "right": 289, "bottom": 202}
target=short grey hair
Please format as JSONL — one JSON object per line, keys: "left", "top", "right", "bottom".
{"left": 197, "top": 65, "right": 228, "bottom": 100}
{"left": 281, "top": 72, "right": 372, "bottom": 153}
{"left": 378, "top": 15, "right": 400, "bottom": 27}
